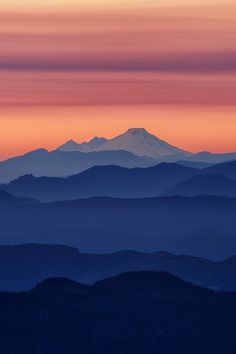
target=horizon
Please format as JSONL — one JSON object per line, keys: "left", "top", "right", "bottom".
{"left": 1, "top": 126, "right": 236, "bottom": 161}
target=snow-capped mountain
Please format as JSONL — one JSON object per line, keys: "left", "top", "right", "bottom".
{"left": 58, "top": 128, "right": 190, "bottom": 158}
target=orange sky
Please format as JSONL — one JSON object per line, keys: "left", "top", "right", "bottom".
{"left": 0, "top": 3, "right": 235, "bottom": 159}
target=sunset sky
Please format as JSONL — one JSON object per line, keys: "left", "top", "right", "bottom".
{"left": 0, "top": 0, "right": 235, "bottom": 159}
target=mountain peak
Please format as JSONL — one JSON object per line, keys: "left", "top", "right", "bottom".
{"left": 86, "top": 137, "right": 108, "bottom": 148}
{"left": 126, "top": 127, "right": 148, "bottom": 135}
{"left": 89, "top": 137, "right": 107, "bottom": 143}
{"left": 106, "top": 128, "right": 189, "bottom": 158}
{"left": 10, "top": 174, "right": 35, "bottom": 184}
{"left": 95, "top": 271, "right": 213, "bottom": 298}
{"left": 33, "top": 277, "right": 87, "bottom": 292}
{"left": 58, "top": 140, "right": 78, "bottom": 151}
{"left": 57, "top": 128, "right": 190, "bottom": 158}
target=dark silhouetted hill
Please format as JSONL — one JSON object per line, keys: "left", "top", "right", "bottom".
{"left": 95, "top": 271, "right": 214, "bottom": 298}
{"left": 0, "top": 274, "right": 235, "bottom": 354}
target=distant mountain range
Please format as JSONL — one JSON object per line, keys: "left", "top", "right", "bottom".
{"left": 0, "top": 244, "right": 235, "bottom": 292}
{"left": 58, "top": 127, "right": 236, "bottom": 163}
{"left": 1, "top": 127, "right": 235, "bottom": 354}
{"left": 0, "top": 148, "right": 154, "bottom": 183}
{"left": 58, "top": 127, "right": 190, "bottom": 158}
{"left": 0, "top": 272, "right": 236, "bottom": 354}
{"left": 0, "top": 195, "right": 235, "bottom": 259}
{"left": 187, "top": 150, "right": 236, "bottom": 164}
{"left": 0, "top": 163, "right": 197, "bottom": 201}
{"left": 2, "top": 160, "right": 236, "bottom": 201}
{"left": 0, "top": 127, "right": 235, "bottom": 183}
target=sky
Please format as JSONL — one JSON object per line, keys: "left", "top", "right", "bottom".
{"left": 0, "top": 0, "right": 235, "bottom": 159}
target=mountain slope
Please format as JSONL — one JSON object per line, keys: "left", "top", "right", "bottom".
{"left": 176, "top": 160, "right": 213, "bottom": 169}
{"left": 203, "top": 160, "right": 236, "bottom": 180}
{"left": 0, "top": 190, "right": 15, "bottom": 202}
{"left": 163, "top": 173, "right": 236, "bottom": 197}
{"left": 58, "top": 128, "right": 191, "bottom": 158}
{"left": 1, "top": 163, "right": 198, "bottom": 202}
{"left": 0, "top": 189, "right": 39, "bottom": 207}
